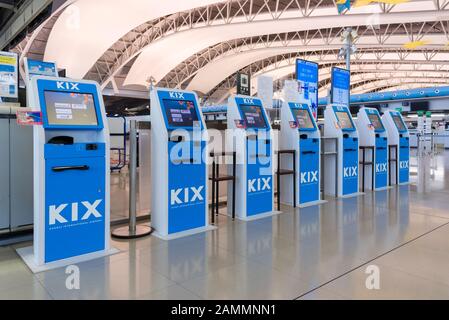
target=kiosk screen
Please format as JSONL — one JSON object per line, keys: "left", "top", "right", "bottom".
{"left": 335, "top": 111, "right": 354, "bottom": 130}
{"left": 292, "top": 109, "right": 314, "bottom": 129}
{"left": 44, "top": 91, "right": 98, "bottom": 126}
{"left": 163, "top": 99, "right": 199, "bottom": 127}
{"left": 392, "top": 114, "right": 407, "bottom": 131}
{"left": 239, "top": 104, "right": 268, "bottom": 129}
{"left": 368, "top": 113, "right": 384, "bottom": 131}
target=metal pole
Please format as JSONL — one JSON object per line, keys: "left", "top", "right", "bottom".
{"left": 112, "top": 120, "right": 153, "bottom": 239}
{"left": 129, "top": 120, "right": 137, "bottom": 233}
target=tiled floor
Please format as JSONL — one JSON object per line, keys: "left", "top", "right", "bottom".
{"left": 2, "top": 152, "right": 449, "bottom": 300}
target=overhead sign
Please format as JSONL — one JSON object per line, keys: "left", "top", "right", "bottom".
{"left": 24, "top": 58, "right": 58, "bottom": 81}
{"left": 0, "top": 51, "right": 18, "bottom": 99}
{"left": 331, "top": 67, "right": 350, "bottom": 106}
{"left": 237, "top": 72, "right": 251, "bottom": 96}
{"left": 296, "top": 59, "right": 319, "bottom": 119}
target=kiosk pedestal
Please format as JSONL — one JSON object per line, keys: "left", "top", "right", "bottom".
{"left": 280, "top": 101, "right": 326, "bottom": 208}
{"left": 150, "top": 88, "right": 215, "bottom": 240}
{"left": 226, "top": 95, "right": 278, "bottom": 220}
{"left": 356, "top": 107, "right": 389, "bottom": 191}
{"left": 382, "top": 110, "right": 410, "bottom": 185}
{"left": 324, "top": 105, "right": 361, "bottom": 198}
{"left": 17, "top": 76, "right": 117, "bottom": 273}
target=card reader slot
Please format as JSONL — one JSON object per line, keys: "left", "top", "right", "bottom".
{"left": 302, "top": 151, "right": 317, "bottom": 155}
{"left": 52, "top": 165, "right": 90, "bottom": 172}
{"left": 344, "top": 148, "right": 357, "bottom": 152}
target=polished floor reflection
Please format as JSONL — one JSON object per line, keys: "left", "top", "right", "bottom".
{"left": 2, "top": 152, "right": 449, "bottom": 299}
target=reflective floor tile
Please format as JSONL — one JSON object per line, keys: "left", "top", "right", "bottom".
{"left": 137, "top": 242, "right": 245, "bottom": 283}
{"left": 138, "top": 284, "right": 202, "bottom": 300}
{"left": 322, "top": 262, "right": 449, "bottom": 300}
{"left": 0, "top": 280, "right": 52, "bottom": 300}
{"left": 38, "top": 258, "right": 174, "bottom": 300}
{"left": 298, "top": 287, "right": 349, "bottom": 300}
{"left": 178, "top": 261, "right": 314, "bottom": 300}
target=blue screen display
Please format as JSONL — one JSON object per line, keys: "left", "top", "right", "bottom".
{"left": 162, "top": 99, "right": 199, "bottom": 127}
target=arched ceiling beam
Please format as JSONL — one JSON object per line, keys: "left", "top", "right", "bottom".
{"left": 124, "top": 9, "right": 447, "bottom": 89}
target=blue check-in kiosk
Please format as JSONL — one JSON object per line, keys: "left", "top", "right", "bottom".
{"left": 17, "top": 76, "right": 113, "bottom": 272}
{"left": 150, "top": 88, "right": 213, "bottom": 239}
{"left": 382, "top": 110, "right": 410, "bottom": 185}
{"left": 356, "top": 107, "right": 389, "bottom": 190}
{"left": 324, "top": 105, "right": 359, "bottom": 198}
{"left": 227, "top": 95, "right": 276, "bottom": 220}
{"left": 280, "top": 101, "right": 325, "bottom": 207}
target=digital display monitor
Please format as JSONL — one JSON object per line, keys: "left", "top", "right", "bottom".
{"left": 335, "top": 111, "right": 355, "bottom": 130}
{"left": 392, "top": 114, "right": 407, "bottom": 131}
{"left": 162, "top": 99, "right": 199, "bottom": 127}
{"left": 44, "top": 91, "right": 99, "bottom": 126}
{"left": 291, "top": 108, "right": 315, "bottom": 129}
{"left": 368, "top": 113, "right": 384, "bottom": 131}
{"left": 239, "top": 104, "right": 268, "bottom": 129}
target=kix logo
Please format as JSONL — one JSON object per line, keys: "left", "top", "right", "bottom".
{"left": 344, "top": 166, "right": 358, "bottom": 178}
{"left": 49, "top": 200, "right": 102, "bottom": 225}
{"left": 171, "top": 186, "right": 204, "bottom": 205}
{"left": 56, "top": 82, "right": 80, "bottom": 91}
{"left": 376, "top": 163, "right": 387, "bottom": 173}
{"left": 301, "top": 171, "right": 318, "bottom": 184}
{"left": 248, "top": 177, "right": 271, "bottom": 193}
{"left": 169, "top": 91, "right": 185, "bottom": 99}
{"left": 400, "top": 161, "right": 409, "bottom": 169}
{"left": 242, "top": 98, "right": 255, "bottom": 104}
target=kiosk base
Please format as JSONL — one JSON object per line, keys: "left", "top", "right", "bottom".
{"left": 152, "top": 225, "right": 217, "bottom": 241}
{"left": 298, "top": 200, "right": 328, "bottom": 209}
{"left": 375, "top": 186, "right": 393, "bottom": 191}
{"left": 399, "top": 182, "right": 411, "bottom": 186}
{"left": 237, "top": 211, "right": 281, "bottom": 222}
{"left": 16, "top": 246, "right": 120, "bottom": 273}
{"left": 339, "top": 192, "right": 365, "bottom": 199}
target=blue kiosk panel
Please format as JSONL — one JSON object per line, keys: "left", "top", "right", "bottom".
{"left": 365, "top": 109, "right": 388, "bottom": 189}
{"left": 391, "top": 111, "right": 410, "bottom": 184}
{"left": 37, "top": 79, "right": 106, "bottom": 263}
{"left": 235, "top": 97, "right": 273, "bottom": 216}
{"left": 333, "top": 106, "right": 358, "bottom": 195}
{"left": 289, "top": 103, "right": 320, "bottom": 204}
{"left": 157, "top": 90, "right": 207, "bottom": 234}
{"left": 44, "top": 144, "right": 106, "bottom": 263}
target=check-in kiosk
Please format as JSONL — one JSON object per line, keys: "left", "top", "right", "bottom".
{"left": 280, "top": 101, "right": 325, "bottom": 207}
{"left": 150, "top": 88, "right": 213, "bottom": 239}
{"left": 382, "top": 110, "right": 410, "bottom": 185}
{"left": 324, "top": 105, "right": 359, "bottom": 197}
{"left": 17, "top": 76, "right": 114, "bottom": 272}
{"left": 227, "top": 95, "right": 275, "bottom": 220}
{"left": 356, "top": 107, "right": 389, "bottom": 190}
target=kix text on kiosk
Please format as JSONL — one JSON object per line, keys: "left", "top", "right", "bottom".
{"left": 382, "top": 110, "right": 410, "bottom": 185}
{"left": 150, "top": 88, "right": 214, "bottom": 239}
{"left": 18, "top": 75, "right": 115, "bottom": 272}
{"left": 279, "top": 98, "right": 325, "bottom": 207}
{"left": 356, "top": 107, "right": 389, "bottom": 191}
{"left": 324, "top": 104, "right": 360, "bottom": 198}
{"left": 226, "top": 95, "right": 276, "bottom": 220}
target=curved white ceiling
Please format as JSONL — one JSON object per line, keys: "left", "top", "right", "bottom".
{"left": 186, "top": 36, "right": 448, "bottom": 94}
{"left": 44, "top": 0, "right": 223, "bottom": 78}
{"left": 125, "top": 5, "right": 441, "bottom": 87}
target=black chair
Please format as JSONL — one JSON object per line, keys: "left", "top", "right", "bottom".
{"left": 276, "top": 149, "right": 297, "bottom": 211}
{"left": 209, "top": 151, "right": 236, "bottom": 224}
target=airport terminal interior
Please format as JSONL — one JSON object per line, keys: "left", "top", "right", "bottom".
{"left": 1, "top": 0, "right": 449, "bottom": 300}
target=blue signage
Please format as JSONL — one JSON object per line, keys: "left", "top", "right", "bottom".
{"left": 296, "top": 59, "right": 319, "bottom": 119}
{"left": 26, "top": 59, "right": 58, "bottom": 79}
{"left": 331, "top": 67, "right": 350, "bottom": 106}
